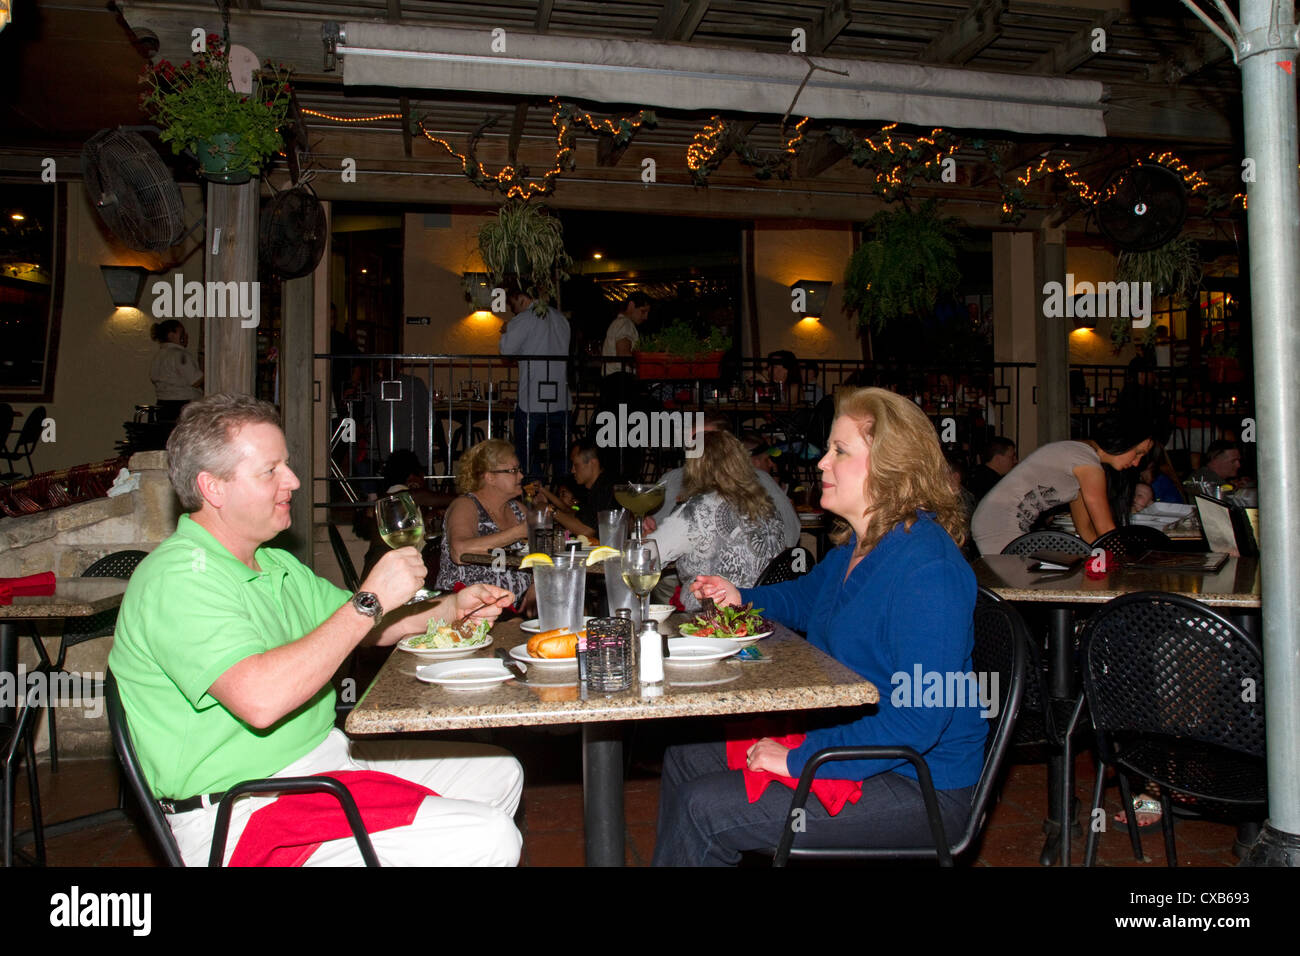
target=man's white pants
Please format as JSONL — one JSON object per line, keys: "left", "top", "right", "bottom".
{"left": 167, "top": 729, "right": 523, "bottom": 866}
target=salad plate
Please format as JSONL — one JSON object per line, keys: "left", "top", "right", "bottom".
{"left": 509, "top": 642, "right": 580, "bottom": 668}
{"left": 677, "top": 603, "right": 773, "bottom": 645}
{"left": 397, "top": 619, "right": 493, "bottom": 658}
{"left": 415, "top": 659, "right": 513, "bottom": 688}
{"left": 666, "top": 637, "right": 743, "bottom": 664}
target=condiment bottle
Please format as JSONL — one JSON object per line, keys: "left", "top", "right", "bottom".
{"left": 638, "top": 619, "right": 664, "bottom": 685}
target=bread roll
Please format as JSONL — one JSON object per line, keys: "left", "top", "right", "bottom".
{"left": 526, "top": 629, "right": 580, "bottom": 659}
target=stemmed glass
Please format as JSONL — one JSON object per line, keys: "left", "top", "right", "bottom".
{"left": 620, "top": 539, "right": 661, "bottom": 624}
{"left": 375, "top": 492, "right": 435, "bottom": 603}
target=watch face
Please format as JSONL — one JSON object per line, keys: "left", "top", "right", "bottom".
{"left": 353, "top": 592, "right": 381, "bottom": 616}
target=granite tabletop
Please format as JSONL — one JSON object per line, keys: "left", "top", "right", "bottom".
{"left": 974, "top": 554, "right": 1261, "bottom": 608}
{"left": 345, "top": 614, "right": 879, "bottom": 734}
{"left": 0, "top": 578, "right": 128, "bottom": 618}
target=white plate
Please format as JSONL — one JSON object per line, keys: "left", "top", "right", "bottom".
{"left": 520, "top": 616, "right": 595, "bottom": 633}
{"left": 509, "top": 642, "right": 579, "bottom": 668}
{"left": 397, "top": 634, "right": 493, "bottom": 659}
{"left": 667, "top": 637, "right": 743, "bottom": 664}
{"left": 676, "top": 625, "right": 773, "bottom": 647}
{"left": 415, "top": 659, "right": 514, "bottom": 688}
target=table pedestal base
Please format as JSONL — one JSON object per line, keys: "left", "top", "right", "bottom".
{"left": 582, "top": 722, "right": 624, "bottom": 867}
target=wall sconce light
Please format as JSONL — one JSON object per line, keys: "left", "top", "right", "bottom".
{"left": 462, "top": 271, "right": 495, "bottom": 310}
{"left": 0, "top": 2, "right": 12, "bottom": 33}
{"left": 1070, "top": 295, "right": 1096, "bottom": 330}
{"left": 789, "top": 279, "right": 832, "bottom": 320}
{"left": 101, "top": 265, "right": 151, "bottom": 307}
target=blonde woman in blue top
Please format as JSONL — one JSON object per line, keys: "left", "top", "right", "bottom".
{"left": 654, "top": 388, "right": 983, "bottom": 866}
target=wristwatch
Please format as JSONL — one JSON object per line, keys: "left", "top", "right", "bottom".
{"left": 351, "top": 591, "right": 383, "bottom": 620}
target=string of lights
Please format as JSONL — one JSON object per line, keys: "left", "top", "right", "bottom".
{"left": 300, "top": 108, "right": 404, "bottom": 123}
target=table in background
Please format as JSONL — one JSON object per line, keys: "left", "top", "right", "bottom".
{"left": 0, "top": 578, "right": 128, "bottom": 863}
{"left": 346, "top": 615, "right": 878, "bottom": 866}
{"left": 973, "top": 554, "right": 1261, "bottom": 865}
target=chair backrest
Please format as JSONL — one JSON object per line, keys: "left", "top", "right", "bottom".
{"left": 328, "top": 523, "right": 361, "bottom": 592}
{"left": 1000, "top": 530, "right": 1092, "bottom": 557}
{"left": 1092, "top": 525, "right": 1173, "bottom": 559}
{"left": 104, "top": 670, "right": 185, "bottom": 866}
{"left": 62, "top": 550, "right": 149, "bottom": 645}
{"left": 0, "top": 403, "right": 15, "bottom": 453}
{"left": 952, "top": 590, "right": 1028, "bottom": 855}
{"left": 755, "top": 547, "right": 805, "bottom": 586}
{"left": 1080, "top": 591, "right": 1265, "bottom": 801}
{"left": 14, "top": 405, "right": 46, "bottom": 453}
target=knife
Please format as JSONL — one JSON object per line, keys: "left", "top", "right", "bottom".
{"left": 495, "top": 647, "right": 529, "bottom": 683}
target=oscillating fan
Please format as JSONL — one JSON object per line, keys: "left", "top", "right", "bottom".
{"left": 81, "top": 129, "right": 187, "bottom": 253}
{"left": 1094, "top": 163, "right": 1188, "bottom": 252}
{"left": 259, "top": 184, "right": 327, "bottom": 279}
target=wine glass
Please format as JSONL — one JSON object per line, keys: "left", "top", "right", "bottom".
{"left": 375, "top": 492, "right": 434, "bottom": 603}
{"left": 620, "top": 539, "right": 661, "bottom": 623}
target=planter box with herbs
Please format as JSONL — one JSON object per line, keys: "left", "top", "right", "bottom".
{"left": 634, "top": 321, "right": 732, "bottom": 380}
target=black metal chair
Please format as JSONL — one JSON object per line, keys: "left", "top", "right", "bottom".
{"left": 1000, "top": 530, "right": 1092, "bottom": 558}
{"left": 106, "top": 671, "right": 380, "bottom": 867}
{"left": 0, "top": 404, "right": 16, "bottom": 481}
{"left": 36, "top": 550, "right": 148, "bottom": 772}
{"left": 1092, "top": 525, "right": 1174, "bottom": 560}
{"left": 754, "top": 547, "right": 807, "bottom": 586}
{"left": 2, "top": 677, "right": 47, "bottom": 866}
{"left": 1073, "top": 592, "right": 1266, "bottom": 867}
{"left": 770, "top": 591, "right": 1027, "bottom": 865}
{"left": 327, "top": 523, "right": 361, "bottom": 592}
{"left": 0, "top": 405, "right": 45, "bottom": 479}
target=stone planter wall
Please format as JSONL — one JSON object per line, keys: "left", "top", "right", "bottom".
{"left": 0, "top": 450, "right": 178, "bottom": 758}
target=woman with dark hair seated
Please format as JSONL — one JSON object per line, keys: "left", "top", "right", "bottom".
{"left": 970, "top": 419, "right": 1153, "bottom": 555}
{"left": 653, "top": 388, "right": 982, "bottom": 866}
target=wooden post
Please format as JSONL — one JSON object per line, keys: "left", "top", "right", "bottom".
{"left": 1035, "top": 227, "right": 1070, "bottom": 445}
{"left": 280, "top": 274, "right": 314, "bottom": 564}
{"left": 203, "top": 181, "right": 259, "bottom": 395}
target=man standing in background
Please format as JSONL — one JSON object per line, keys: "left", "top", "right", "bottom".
{"left": 500, "top": 282, "right": 571, "bottom": 480}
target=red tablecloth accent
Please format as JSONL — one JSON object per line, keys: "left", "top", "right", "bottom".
{"left": 726, "top": 732, "right": 863, "bottom": 816}
{"left": 228, "top": 770, "right": 437, "bottom": 867}
{"left": 0, "top": 572, "right": 56, "bottom": 606}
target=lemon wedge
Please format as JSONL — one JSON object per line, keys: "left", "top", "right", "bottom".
{"left": 519, "top": 553, "right": 554, "bottom": 569}
{"left": 585, "top": 546, "right": 621, "bottom": 566}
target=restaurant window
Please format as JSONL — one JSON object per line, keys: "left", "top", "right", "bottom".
{"left": 0, "top": 182, "right": 65, "bottom": 401}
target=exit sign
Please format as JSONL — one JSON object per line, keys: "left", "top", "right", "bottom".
{"left": 405, "top": 315, "right": 431, "bottom": 325}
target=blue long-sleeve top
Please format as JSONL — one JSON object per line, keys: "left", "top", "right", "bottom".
{"left": 738, "top": 513, "right": 986, "bottom": 789}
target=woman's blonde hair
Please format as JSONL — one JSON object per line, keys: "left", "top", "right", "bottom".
{"left": 456, "top": 439, "right": 516, "bottom": 494}
{"left": 829, "top": 387, "right": 968, "bottom": 553}
{"left": 682, "top": 430, "right": 775, "bottom": 523}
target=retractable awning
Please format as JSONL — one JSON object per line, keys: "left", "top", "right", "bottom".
{"left": 330, "top": 21, "right": 1108, "bottom": 138}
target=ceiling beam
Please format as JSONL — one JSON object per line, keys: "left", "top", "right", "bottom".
{"left": 808, "top": 0, "right": 852, "bottom": 56}
{"left": 653, "top": 1, "right": 711, "bottom": 42}
{"left": 596, "top": 130, "right": 637, "bottom": 167}
{"left": 535, "top": 0, "right": 554, "bottom": 33}
{"left": 399, "top": 95, "right": 413, "bottom": 157}
{"left": 1028, "top": 10, "right": 1121, "bottom": 74}
{"left": 1144, "top": 30, "right": 1232, "bottom": 85}
{"left": 919, "top": 0, "right": 1007, "bottom": 65}
{"left": 796, "top": 132, "right": 849, "bottom": 178}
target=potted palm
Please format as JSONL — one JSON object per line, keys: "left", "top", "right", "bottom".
{"left": 635, "top": 320, "right": 732, "bottom": 379}
{"left": 140, "top": 34, "right": 292, "bottom": 184}
{"left": 478, "top": 201, "right": 572, "bottom": 310}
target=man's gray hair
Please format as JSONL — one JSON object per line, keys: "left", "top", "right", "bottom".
{"left": 166, "top": 393, "right": 282, "bottom": 511}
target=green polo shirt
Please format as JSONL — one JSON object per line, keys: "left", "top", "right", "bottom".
{"left": 109, "top": 515, "right": 351, "bottom": 799}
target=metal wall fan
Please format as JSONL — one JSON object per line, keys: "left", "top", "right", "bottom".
{"left": 1094, "top": 163, "right": 1189, "bottom": 252}
{"left": 259, "top": 183, "right": 326, "bottom": 279}
{"left": 81, "top": 129, "right": 188, "bottom": 253}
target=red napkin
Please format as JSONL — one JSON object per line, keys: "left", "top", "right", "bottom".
{"left": 0, "top": 572, "right": 56, "bottom": 606}
{"left": 1084, "top": 548, "right": 1118, "bottom": 579}
{"left": 726, "top": 733, "right": 863, "bottom": 816}
{"left": 228, "top": 770, "right": 438, "bottom": 867}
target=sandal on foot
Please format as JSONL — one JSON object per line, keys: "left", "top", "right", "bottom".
{"left": 1114, "top": 795, "right": 1163, "bottom": 828}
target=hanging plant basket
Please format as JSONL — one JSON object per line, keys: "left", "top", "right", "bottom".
{"left": 195, "top": 133, "right": 253, "bottom": 184}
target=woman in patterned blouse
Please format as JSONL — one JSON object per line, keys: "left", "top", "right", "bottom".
{"left": 647, "top": 430, "right": 785, "bottom": 610}
{"left": 436, "top": 439, "right": 534, "bottom": 609}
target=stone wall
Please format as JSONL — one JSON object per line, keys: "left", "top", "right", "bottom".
{"left": 1, "top": 450, "right": 178, "bottom": 758}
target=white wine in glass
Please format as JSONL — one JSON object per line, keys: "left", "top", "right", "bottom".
{"left": 375, "top": 492, "right": 434, "bottom": 603}
{"left": 620, "top": 539, "right": 661, "bottom": 621}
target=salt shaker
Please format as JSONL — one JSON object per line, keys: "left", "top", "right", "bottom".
{"left": 638, "top": 619, "right": 664, "bottom": 685}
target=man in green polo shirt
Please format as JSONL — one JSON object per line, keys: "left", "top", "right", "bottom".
{"left": 110, "top": 393, "right": 523, "bottom": 866}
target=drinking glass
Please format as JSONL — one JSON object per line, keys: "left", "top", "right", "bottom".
{"left": 597, "top": 508, "right": 628, "bottom": 551}
{"left": 603, "top": 556, "right": 642, "bottom": 630}
{"left": 526, "top": 505, "right": 554, "bottom": 554}
{"left": 376, "top": 492, "right": 425, "bottom": 551}
{"left": 534, "top": 553, "right": 587, "bottom": 634}
{"left": 620, "top": 539, "right": 661, "bottom": 623}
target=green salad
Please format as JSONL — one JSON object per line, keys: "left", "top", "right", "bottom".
{"left": 405, "top": 618, "right": 491, "bottom": 649}
{"left": 679, "top": 603, "right": 769, "bottom": 639}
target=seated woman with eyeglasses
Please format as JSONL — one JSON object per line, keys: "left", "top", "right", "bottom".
{"left": 436, "top": 439, "right": 534, "bottom": 609}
